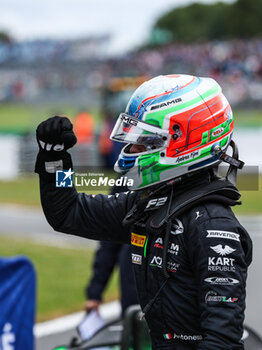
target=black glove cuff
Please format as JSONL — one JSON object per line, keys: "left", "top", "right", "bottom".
{"left": 35, "top": 150, "right": 73, "bottom": 183}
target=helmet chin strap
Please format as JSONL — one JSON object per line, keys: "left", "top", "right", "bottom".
{"left": 214, "top": 140, "right": 245, "bottom": 187}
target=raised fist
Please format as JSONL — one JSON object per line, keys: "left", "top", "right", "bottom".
{"left": 36, "top": 116, "right": 77, "bottom": 152}
{"left": 35, "top": 116, "right": 77, "bottom": 180}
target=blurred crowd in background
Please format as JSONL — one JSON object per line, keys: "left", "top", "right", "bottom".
{"left": 1, "top": 0, "right": 262, "bottom": 176}
{"left": 1, "top": 37, "right": 262, "bottom": 107}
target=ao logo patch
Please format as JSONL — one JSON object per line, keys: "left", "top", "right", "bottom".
{"left": 150, "top": 256, "right": 180, "bottom": 272}
{"left": 150, "top": 256, "right": 162, "bottom": 267}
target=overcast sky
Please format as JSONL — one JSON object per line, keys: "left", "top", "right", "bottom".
{"left": 0, "top": 0, "right": 234, "bottom": 53}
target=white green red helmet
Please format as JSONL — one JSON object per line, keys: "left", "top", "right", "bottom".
{"left": 110, "top": 74, "right": 234, "bottom": 190}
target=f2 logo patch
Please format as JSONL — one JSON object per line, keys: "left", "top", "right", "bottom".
{"left": 145, "top": 197, "right": 168, "bottom": 209}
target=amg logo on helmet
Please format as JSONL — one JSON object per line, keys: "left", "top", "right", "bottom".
{"left": 150, "top": 98, "right": 182, "bottom": 111}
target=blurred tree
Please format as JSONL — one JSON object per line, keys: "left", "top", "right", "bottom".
{"left": 228, "top": 0, "right": 262, "bottom": 38}
{"left": 154, "top": 0, "right": 262, "bottom": 42}
{"left": 0, "top": 31, "right": 12, "bottom": 43}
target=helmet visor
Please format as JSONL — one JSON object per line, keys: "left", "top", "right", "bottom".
{"left": 110, "top": 113, "right": 169, "bottom": 150}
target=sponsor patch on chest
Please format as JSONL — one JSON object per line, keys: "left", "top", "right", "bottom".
{"left": 132, "top": 253, "right": 142, "bottom": 265}
{"left": 205, "top": 291, "right": 238, "bottom": 304}
{"left": 206, "top": 230, "right": 240, "bottom": 242}
{"left": 153, "top": 237, "right": 179, "bottom": 255}
{"left": 131, "top": 233, "right": 146, "bottom": 247}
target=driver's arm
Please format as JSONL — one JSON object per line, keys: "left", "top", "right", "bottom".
{"left": 40, "top": 179, "right": 135, "bottom": 243}
{"left": 35, "top": 116, "right": 137, "bottom": 244}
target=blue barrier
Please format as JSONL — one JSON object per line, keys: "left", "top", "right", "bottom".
{"left": 0, "top": 256, "right": 36, "bottom": 350}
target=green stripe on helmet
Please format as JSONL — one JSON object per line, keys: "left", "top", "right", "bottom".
{"left": 144, "top": 85, "right": 220, "bottom": 127}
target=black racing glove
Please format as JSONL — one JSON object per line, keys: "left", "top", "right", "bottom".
{"left": 35, "top": 116, "right": 77, "bottom": 182}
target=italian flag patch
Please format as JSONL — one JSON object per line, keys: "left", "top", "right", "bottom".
{"left": 163, "top": 333, "right": 172, "bottom": 340}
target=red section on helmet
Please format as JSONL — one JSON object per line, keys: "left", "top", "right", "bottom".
{"left": 166, "top": 94, "right": 232, "bottom": 158}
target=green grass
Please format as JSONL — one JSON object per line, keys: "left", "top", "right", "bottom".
{"left": 233, "top": 173, "right": 261, "bottom": 215}
{"left": 234, "top": 109, "right": 262, "bottom": 128}
{"left": 0, "top": 174, "right": 261, "bottom": 214}
{"left": 0, "top": 176, "right": 41, "bottom": 206}
{"left": 0, "top": 173, "right": 116, "bottom": 207}
{"left": 235, "top": 187, "right": 262, "bottom": 215}
{"left": 0, "top": 103, "right": 101, "bottom": 134}
{"left": 0, "top": 235, "right": 119, "bottom": 322}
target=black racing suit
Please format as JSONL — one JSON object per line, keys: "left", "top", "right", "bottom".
{"left": 86, "top": 183, "right": 138, "bottom": 316}
{"left": 86, "top": 242, "right": 138, "bottom": 316}
{"left": 38, "top": 173, "right": 252, "bottom": 350}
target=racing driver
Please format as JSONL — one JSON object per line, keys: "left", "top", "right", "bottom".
{"left": 35, "top": 74, "right": 252, "bottom": 349}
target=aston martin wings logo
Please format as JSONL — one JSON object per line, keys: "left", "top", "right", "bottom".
{"left": 210, "top": 244, "right": 236, "bottom": 256}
